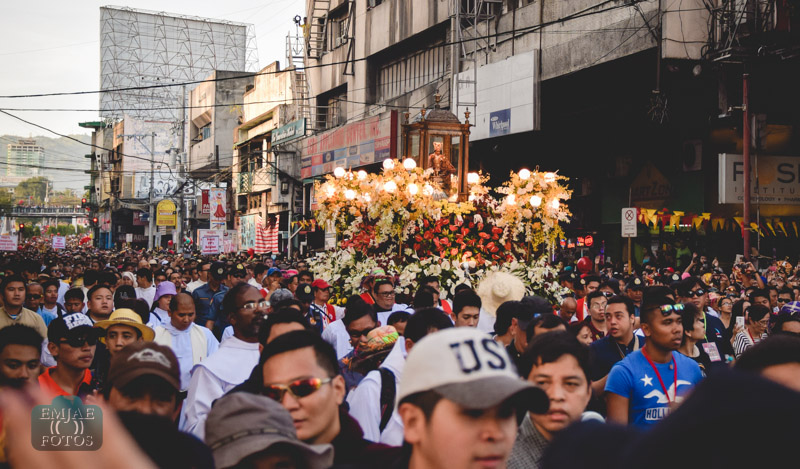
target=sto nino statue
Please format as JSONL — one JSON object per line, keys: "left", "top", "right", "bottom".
{"left": 427, "top": 141, "right": 456, "bottom": 194}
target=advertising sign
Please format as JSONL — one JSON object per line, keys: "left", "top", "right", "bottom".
{"left": 238, "top": 214, "right": 257, "bottom": 251}
{"left": 300, "top": 111, "right": 398, "bottom": 179}
{"left": 0, "top": 234, "right": 18, "bottom": 251}
{"left": 198, "top": 229, "right": 222, "bottom": 255}
{"left": 272, "top": 118, "right": 306, "bottom": 146}
{"left": 489, "top": 109, "right": 511, "bottom": 137}
{"left": 156, "top": 199, "right": 177, "bottom": 226}
{"left": 209, "top": 188, "right": 227, "bottom": 229}
{"left": 719, "top": 153, "right": 800, "bottom": 205}
{"left": 52, "top": 236, "right": 66, "bottom": 250}
{"left": 201, "top": 189, "right": 210, "bottom": 214}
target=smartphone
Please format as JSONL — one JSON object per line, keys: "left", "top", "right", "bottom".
{"left": 736, "top": 316, "right": 745, "bottom": 328}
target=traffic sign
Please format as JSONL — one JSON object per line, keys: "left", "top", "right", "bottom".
{"left": 622, "top": 208, "right": 637, "bottom": 238}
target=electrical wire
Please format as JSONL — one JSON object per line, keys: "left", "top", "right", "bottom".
{"left": 0, "top": 0, "right": 648, "bottom": 100}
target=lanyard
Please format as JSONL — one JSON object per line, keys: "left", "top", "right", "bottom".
{"left": 615, "top": 335, "right": 639, "bottom": 360}
{"left": 641, "top": 348, "right": 677, "bottom": 404}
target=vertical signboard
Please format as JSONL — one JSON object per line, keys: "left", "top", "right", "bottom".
{"left": 621, "top": 208, "right": 638, "bottom": 238}
{"left": 209, "top": 188, "right": 226, "bottom": 230}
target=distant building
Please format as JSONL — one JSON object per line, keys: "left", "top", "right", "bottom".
{"left": 6, "top": 138, "right": 44, "bottom": 177}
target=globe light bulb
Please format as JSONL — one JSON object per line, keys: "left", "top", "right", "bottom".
{"left": 344, "top": 189, "right": 356, "bottom": 200}
{"left": 357, "top": 170, "right": 367, "bottom": 180}
{"left": 550, "top": 198, "right": 560, "bottom": 209}
{"left": 383, "top": 159, "right": 395, "bottom": 170}
{"left": 403, "top": 158, "right": 417, "bottom": 170}
{"left": 467, "top": 172, "right": 480, "bottom": 184}
{"left": 529, "top": 195, "right": 542, "bottom": 207}
{"left": 408, "top": 183, "right": 419, "bottom": 195}
{"left": 333, "top": 167, "right": 346, "bottom": 178}
{"left": 518, "top": 168, "right": 531, "bottom": 180}
{"left": 507, "top": 194, "right": 516, "bottom": 206}
{"left": 544, "top": 172, "right": 556, "bottom": 183}
{"left": 384, "top": 180, "right": 397, "bottom": 193}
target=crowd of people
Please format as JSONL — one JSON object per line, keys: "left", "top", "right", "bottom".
{"left": 0, "top": 247, "right": 797, "bottom": 468}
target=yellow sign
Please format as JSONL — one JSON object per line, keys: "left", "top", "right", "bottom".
{"left": 156, "top": 199, "right": 177, "bottom": 226}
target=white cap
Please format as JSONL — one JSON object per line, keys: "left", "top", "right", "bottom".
{"left": 397, "top": 328, "right": 549, "bottom": 413}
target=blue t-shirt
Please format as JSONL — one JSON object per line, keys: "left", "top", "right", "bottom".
{"left": 605, "top": 349, "right": 703, "bottom": 429}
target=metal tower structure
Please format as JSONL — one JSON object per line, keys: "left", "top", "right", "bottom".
{"left": 99, "top": 6, "right": 259, "bottom": 122}
{"left": 451, "top": 0, "right": 501, "bottom": 116}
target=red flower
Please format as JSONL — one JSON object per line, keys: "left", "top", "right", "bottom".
{"left": 415, "top": 235, "right": 423, "bottom": 242}
{"left": 491, "top": 227, "right": 503, "bottom": 235}
{"left": 492, "top": 234, "right": 499, "bottom": 240}
{"left": 461, "top": 227, "right": 470, "bottom": 236}
{"left": 414, "top": 243, "right": 421, "bottom": 251}
{"left": 450, "top": 248, "right": 458, "bottom": 256}
{"left": 478, "top": 232, "right": 490, "bottom": 239}
{"left": 423, "top": 219, "right": 430, "bottom": 228}
{"left": 440, "top": 238, "right": 450, "bottom": 246}
{"left": 477, "top": 223, "right": 484, "bottom": 231}
{"left": 449, "top": 225, "right": 458, "bottom": 232}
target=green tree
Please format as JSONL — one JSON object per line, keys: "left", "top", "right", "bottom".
{"left": 16, "top": 177, "right": 50, "bottom": 204}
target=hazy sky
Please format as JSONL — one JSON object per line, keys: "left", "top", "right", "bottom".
{"left": 0, "top": 0, "right": 305, "bottom": 137}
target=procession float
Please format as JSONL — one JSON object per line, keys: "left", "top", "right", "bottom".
{"left": 310, "top": 101, "right": 572, "bottom": 306}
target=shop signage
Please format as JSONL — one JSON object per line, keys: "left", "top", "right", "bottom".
{"left": 156, "top": 199, "right": 177, "bottom": 226}
{"left": 719, "top": 153, "right": 800, "bottom": 205}
{"left": 273, "top": 119, "right": 306, "bottom": 145}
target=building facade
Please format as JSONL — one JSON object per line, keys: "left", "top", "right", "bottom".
{"left": 6, "top": 138, "right": 45, "bottom": 177}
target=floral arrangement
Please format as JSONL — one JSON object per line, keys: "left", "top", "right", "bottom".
{"left": 311, "top": 159, "right": 572, "bottom": 304}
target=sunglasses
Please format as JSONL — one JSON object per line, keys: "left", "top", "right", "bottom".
{"left": 777, "top": 297, "right": 792, "bottom": 303}
{"left": 60, "top": 333, "right": 100, "bottom": 348}
{"left": 686, "top": 289, "right": 705, "bottom": 298}
{"left": 659, "top": 304, "right": 685, "bottom": 315}
{"left": 240, "top": 300, "right": 269, "bottom": 310}
{"left": 262, "top": 377, "right": 332, "bottom": 402}
{"left": 348, "top": 327, "right": 374, "bottom": 339}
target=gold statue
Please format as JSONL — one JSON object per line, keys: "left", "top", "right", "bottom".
{"left": 427, "top": 141, "right": 456, "bottom": 193}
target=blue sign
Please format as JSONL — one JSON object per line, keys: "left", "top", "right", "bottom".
{"left": 489, "top": 109, "right": 511, "bottom": 137}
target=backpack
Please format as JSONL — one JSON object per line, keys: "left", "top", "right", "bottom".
{"left": 378, "top": 368, "right": 396, "bottom": 433}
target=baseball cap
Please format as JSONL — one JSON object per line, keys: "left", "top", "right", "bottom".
{"left": 107, "top": 342, "right": 180, "bottom": 392}
{"left": 398, "top": 328, "right": 549, "bottom": 413}
{"left": 296, "top": 283, "right": 313, "bottom": 302}
{"left": 519, "top": 296, "right": 552, "bottom": 328}
{"left": 626, "top": 277, "right": 645, "bottom": 290}
{"left": 47, "top": 313, "right": 101, "bottom": 344}
{"left": 267, "top": 267, "right": 282, "bottom": 277}
{"left": 229, "top": 263, "right": 247, "bottom": 277}
{"left": 94, "top": 308, "right": 155, "bottom": 342}
{"left": 210, "top": 261, "right": 227, "bottom": 279}
{"left": 311, "top": 278, "right": 331, "bottom": 290}
{"left": 206, "top": 392, "right": 333, "bottom": 469}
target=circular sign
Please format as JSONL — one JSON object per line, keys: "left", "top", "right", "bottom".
{"left": 584, "top": 235, "right": 594, "bottom": 247}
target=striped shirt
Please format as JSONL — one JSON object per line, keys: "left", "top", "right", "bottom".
{"left": 733, "top": 330, "right": 767, "bottom": 358}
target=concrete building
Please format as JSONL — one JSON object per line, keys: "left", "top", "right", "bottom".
{"left": 6, "top": 138, "right": 45, "bottom": 177}
{"left": 295, "top": 0, "right": 800, "bottom": 261}
{"left": 231, "top": 61, "right": 305, "bottom": 255}
{"left": 188, "top": 70, "right": 255, "bottom": 180}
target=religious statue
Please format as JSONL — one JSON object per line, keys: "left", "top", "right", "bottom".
{"left": 427, "top": 141, "right": 457, "bottom": 194}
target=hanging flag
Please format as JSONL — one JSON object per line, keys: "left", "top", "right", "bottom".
{"left": 733, "top": 217, "right": 744, "bottom": 230}
{"left": 777, "top": 221, "right": 788, "bottom": 237}
{"left": 255, "top": 214, "right": 280, "bottom": 254}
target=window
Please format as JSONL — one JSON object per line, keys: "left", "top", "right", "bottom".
{"left": 378, "top": 43, "right": 448, "bottom": 102}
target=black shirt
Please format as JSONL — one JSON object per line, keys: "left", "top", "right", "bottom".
{"left": 589, "top": 334, "right": 644, "bottom": 381}
{"left": 506, "top": 340, "right": 525, "bottom": 377}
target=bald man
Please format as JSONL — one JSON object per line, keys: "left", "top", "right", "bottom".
{"left": 153, "top": 292, "right": 219, "bottom": 390}
{"left": 559, "top": 297, "right": 578, "bottom": 323}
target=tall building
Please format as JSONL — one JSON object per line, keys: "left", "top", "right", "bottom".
{"left": 6, "top": 138, "right": 44, "bottom": 177}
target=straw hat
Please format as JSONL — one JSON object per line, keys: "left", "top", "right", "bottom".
{"left": 476, "top": 272, "right": 526, "bottom": 317}
{"left": 95, "top": 308, "right": 155, "bottom": 342}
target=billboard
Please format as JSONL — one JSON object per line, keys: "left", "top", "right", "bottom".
{"left": 719, "top": 154, "right": 800, "bottom": 205}
{"left": 209, "top": 188, "right": 227, "bottom": 229}
{"left": 99, "top": 7, "right": 256, "bottom": 122}
{"left": 456, "top": 50, "right": 540, "bottom": 141}
{"left": 238, "top": 214, "right": 258, "bottom": 251}
{"left": 300, "top": 111, "right": 398, "bottom": 179}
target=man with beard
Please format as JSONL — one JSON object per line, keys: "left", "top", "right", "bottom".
{"left": 182, "top": 284, "right": 265, "bottom": 439}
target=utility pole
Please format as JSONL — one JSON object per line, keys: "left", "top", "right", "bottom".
{"left": 117, "top": 131, "right": 157, "bottom": 251}
{"left": 742, "top": 74, "right": 751, "bottom": 261}
{"left": 178, "top": 84, "right": 186, "bottom": 253}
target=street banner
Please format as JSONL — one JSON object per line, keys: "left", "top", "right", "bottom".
{"left": 198, "top": 229, "right": 223, "bottom": 255}
{"left": 201, "top": 189, "right": 210, "bottom": 214}
{"left": 52, "top": 236, "right": 66, "bottom": 250}
{"left": 209, "top": 188, "right": 226, "bottom": 230}
{"left": 0, "top": 235, "right": 18, "bottom": 251}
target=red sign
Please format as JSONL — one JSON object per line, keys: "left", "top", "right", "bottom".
{"left": 584, "top": 235, "right": 594, "bottom": 247}
{"left": 577, "top": 237, "right": 585, "bottom": 247}
{"left": 201, "top": 189, "right": 210, "bottom": 215}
